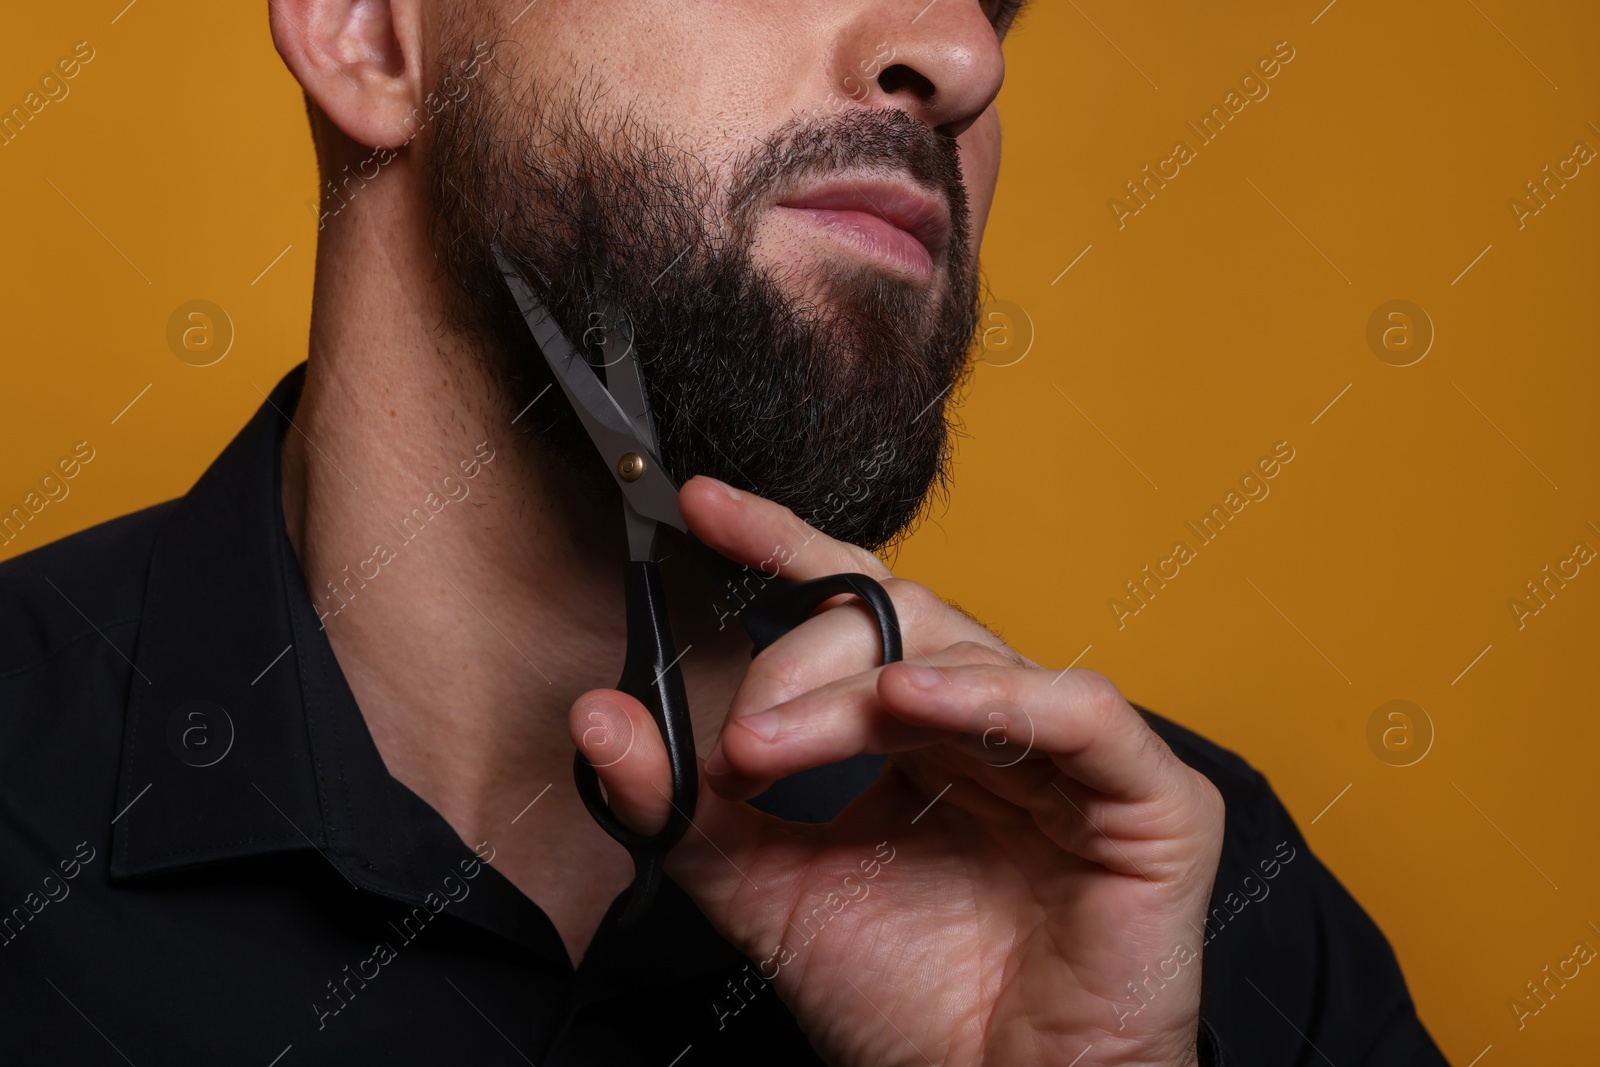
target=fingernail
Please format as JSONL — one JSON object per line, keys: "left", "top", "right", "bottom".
{"left": 703, "top": 475, "right": 741, "bottom": 501}
{"left": 898, "top": 664, "right": 943, "bottom": 689}
{"left": 736, "top": 709, "right": 781, "bottom": 741}
{"left": 705, "top": 745, "right": 731, "bottom": 776}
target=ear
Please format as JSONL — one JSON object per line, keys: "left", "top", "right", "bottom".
{"left": 270, "top": 0, "right": 423, "bottom": 150}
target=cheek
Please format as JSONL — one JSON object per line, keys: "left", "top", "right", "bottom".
{"left": 958, "top": 104, "right": 1002, "bottom": 242}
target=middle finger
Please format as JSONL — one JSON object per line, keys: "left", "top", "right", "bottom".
{"left": 728, "top": 577, "right": 1021, "bottom": 723}
{"left": 706, "top": 643, "right": 1015, "bottom": 801}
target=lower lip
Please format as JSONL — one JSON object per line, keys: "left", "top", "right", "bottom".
{"left": 773, "top": 206, "right": 935, "bottom": 281}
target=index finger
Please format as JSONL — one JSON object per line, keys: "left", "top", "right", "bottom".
{"left": 877, "top": 662, "right": 1179, "bottom": 802}
{"left": 679, "top": 474, "right": 893, "bottom": 582}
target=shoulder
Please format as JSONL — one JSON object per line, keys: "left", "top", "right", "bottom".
{"left": 0, "top": 501, "right": 174, "bottom": 681}
{"left": 1134, "top": 703, "right": 1448, "bottom": 1065}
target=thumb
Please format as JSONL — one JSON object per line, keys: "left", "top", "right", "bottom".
{"left": 568, "top": 690, "right": 673, "bottom": 836}
{"left": 570, "top": 689, "right": 803, "bottom": 958}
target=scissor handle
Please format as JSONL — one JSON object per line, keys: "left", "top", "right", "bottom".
{"left": 573, "top": 560, "right": 697, "bottom": 927}
{"left": 741, "top": 572, "right": 903, "bottom": 664}
{"left": 684, "top": 531, "right": 904, "bottom": 664}
{"left": 576, "top": 558, "right": 903, "bottom": 928}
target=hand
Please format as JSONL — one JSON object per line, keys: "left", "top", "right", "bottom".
{"left": 568, "top": 476, "right": 1225, "bottom": 1067}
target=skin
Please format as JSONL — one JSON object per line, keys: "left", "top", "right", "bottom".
{"left": 271, "top": 1, "right": 1224, "bottom": 1064}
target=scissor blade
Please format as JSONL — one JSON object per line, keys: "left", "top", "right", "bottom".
{"left": 600, "top": 311, "right": 659, "bottom": 453}
{"left": 493, "top": 245, "right": 686, "bottom": 535}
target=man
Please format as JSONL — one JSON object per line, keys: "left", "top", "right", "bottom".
{"left": 0, "top": 1, "right": 1446, "bottom": 1064}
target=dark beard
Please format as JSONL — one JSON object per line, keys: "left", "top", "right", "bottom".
{"left": 424, "top": 36, "right": 981, "bottom": 553}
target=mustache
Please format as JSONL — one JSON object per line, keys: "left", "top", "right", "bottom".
{"left": 723, "top": 107, "right": 971, "bottom": 251}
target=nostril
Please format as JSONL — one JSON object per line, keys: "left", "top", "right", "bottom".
{"left": 877, "top": 63, "right": 937, "bottom": 101}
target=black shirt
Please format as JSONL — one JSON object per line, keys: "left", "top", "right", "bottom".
{"left": 0, "top": 365, "right": 1445, "bottom": 1065}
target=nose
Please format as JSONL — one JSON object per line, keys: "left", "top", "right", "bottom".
{"left": 833, "top": 1, "right": 1006, "bottom": 138}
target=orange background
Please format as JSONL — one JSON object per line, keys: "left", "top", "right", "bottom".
{"left": 2, "top": 2, "right": 1596, "bottom": 1063}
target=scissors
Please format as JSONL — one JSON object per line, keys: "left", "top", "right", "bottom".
{"left": 493, "top": 245, "right": 904, "bottom": 927}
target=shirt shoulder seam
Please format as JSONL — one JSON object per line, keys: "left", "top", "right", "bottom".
{"left": 0, "top": 615, "right": 141, "bottom": 682}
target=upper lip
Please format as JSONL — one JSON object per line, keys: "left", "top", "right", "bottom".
{"left": 776, "top": 178, "right": 951, "bottom": 260}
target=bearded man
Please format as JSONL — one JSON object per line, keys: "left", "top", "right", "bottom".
{"left": 0, "top": 2, "right": 1447, "bottom": 1065}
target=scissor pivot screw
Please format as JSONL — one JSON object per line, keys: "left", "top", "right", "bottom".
{"left": 618, "top": 452, "right": 647, "bottom": 482}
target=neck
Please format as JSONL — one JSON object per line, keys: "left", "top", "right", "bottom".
{"left": 280, "top": 154, "right": 749, "bottom": 960}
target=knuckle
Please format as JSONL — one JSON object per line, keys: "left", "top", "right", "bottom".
{"left": 1185, "top": 771, "right": 1227, "bottom": 839}
{"left": 1197, "top": 773, "right": 1225, "bottom": 817}
{"left": 1071, "top": 667, "right": 1126, "bottom": 711}
{"left": 740, "top": 647, "right": 813, "bottom": 711}
{"left": 776, "top": 503, "right": 815, "bottom": 542}
{"left": 884, "top": 577, "right": 940, "bottom": 626}
{"left": 1138, "top": 721, "right": 1172, "bottom": 761}
{"left": 952, "top": 639, "right": 1010, "bottom": 667}
{"left": 860, "top": 552, "right": 894, "bottom": 579}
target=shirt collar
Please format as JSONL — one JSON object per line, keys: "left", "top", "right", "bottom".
{"left": 112, "top": 363, "right": 330, "bottom": 882}
{"left": 108, "top": 361, "right": 875, "bottom": 976}
{"left": 108, "top": 364, "right": 564, "bottom": 959}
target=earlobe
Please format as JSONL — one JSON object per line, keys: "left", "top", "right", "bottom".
{"left": 270, "top": 0, "right": 423, "bottom": 151}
